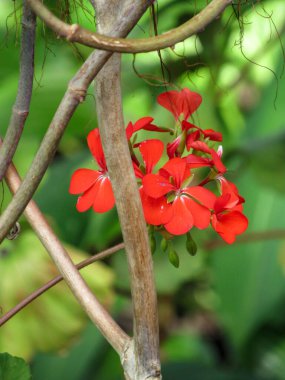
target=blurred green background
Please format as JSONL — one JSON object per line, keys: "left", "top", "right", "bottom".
{"left": 1, "top": 0, "right": 285, "bottom": 378}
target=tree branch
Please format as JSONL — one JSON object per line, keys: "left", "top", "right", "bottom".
{"left": 0, "top": 242, "right": 124, "bottom": 327}
{"left": 0, "top": 1, "right": 36, "bottom": 181}
{"left": 27, "top": 0, "right": 231, "bottom": 53}
{"left": 0, "top": 0, "right": 152, "bottom": 244}
{"left": 2, "top": 154, "right": 129, "bottom": 353}
{"left": 94, "top": 2, "right": 160, "bottom": 378}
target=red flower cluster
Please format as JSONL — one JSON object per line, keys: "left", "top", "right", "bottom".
{"left": 70, "top": 88, "right": 248, "bottom": 245}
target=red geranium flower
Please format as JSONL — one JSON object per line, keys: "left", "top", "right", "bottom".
{"left": 211, "top": 193, "right": 248, "bottom": 244}
{"left": 69, "top": 129, "right": 115, "bottom": 213}
{"left": 142, "top": 157, "right": 217, "bottom": 235}
{"left": 157, "top": 88, "right": 202, "bottom": 120}
{"left": 126, "top": 117, "right": 166, "bottom": 140}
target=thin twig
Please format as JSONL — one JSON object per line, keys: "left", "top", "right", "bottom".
{"left": 94, "top": 2, "right": 160, "bottom": 378}
{"left": 0, "top": 1, "right": 36, "bottom": 181}
{"left": 0, "top": 242, "right": 124, "bottom": 327}
{"left": 27, "top": 0, "right": 231, "bottom": 53}
{"left": 3, "top": 156, "right": 129, "bottom": 354}
{"left": 0, "top": 1, "right": 153, "bottom": 244}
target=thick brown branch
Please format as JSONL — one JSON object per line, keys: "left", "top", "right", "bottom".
{"left": 0, "top": 0, "right": 152, "bottom": 244}
{"left": 0, "top": 242, "right": 124, "bottom": 327}
{"left": 2, "top": 157, "right": 129, "bottom": 353}
{"left": 0, "top": 1, "right": 36, "bottom": 181}
{"left": 27, "top": 0, "right": 231, "bottom": 53}
{"left": 94, "top": 2, "right": 160, "bottom": 378}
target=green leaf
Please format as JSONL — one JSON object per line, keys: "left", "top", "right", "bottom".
{"left": 0, "top": 353, "right": 31, "bottom": 380}
{"left": 0, "top": 231, "right": 114, "bottom": 359}
{"left": 211, "top": 173, "right": 285, "bottom": 349}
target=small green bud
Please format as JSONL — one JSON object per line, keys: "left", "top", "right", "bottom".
{"left": 186, "top": 233, "right": 197, "bottom": 256}
{"left": 160, "top": 238, "right": 168, "bottom": 252}
{"left": 168, "top": 247, "right": 179, "bottom": 268}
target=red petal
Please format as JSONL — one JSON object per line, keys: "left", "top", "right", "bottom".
{"left": 212, "top": 211, "right": 248, "bottom": 244}
{"left": 184, "top": 196, "right": 211, "bottom": 229}
{"left": 140, "top": 188, "right": 172, "bottom": 225}
{"left": 210, "top": 149, "right": 226, "bottom": 174}
{"left": 214, "top": 194, "right": 231, "bottom": 214}
{"left": 92, "top": 176, "right": 115, "bottom": 213}
{"left": 218, "top": 177, "right": 241, "bottom": 208}
{"left": 181, "top": 88, "right": 202, "bottom": 120}
{"left": 132, "top": 161, "right": 143, "bottom": 179}
{"left": 69, "top": 169, "right": 100, "bottom": 194}
{"left": 76, "top": 184, "right": 97, "bottom": 212}
{"left": 164, "top": 197, "right": 194, "bottom": 235}
{"left": 157, "top": 89, "right": 202, "bottom": 120}
{"left": 185, "top": 154, "right": 212, "bottom": 168}
{"left": 139, "top": 139, "right": 164, "bottom": 174}
{"left": 184, "top": 186, "right": 217, "bottom": 209}
{"left": 182, "top": 120, "right": 199, "bottom": 132}
{"left": 143, "top": 174, "right": 174, "bottom": 198}
{"left": 203, "top": 129, "right": 223, "bottom": 142}
{"left": 157, "top": 91, "right": 181, "bottom": 120}
{"left": 133, "top": 117, "right": 154, "bottom": 132}
{"left": 186, "top": 130, "right": 201, "bottom": 150}
{"left": 161, "top": 157, "right": 189, "bottom": 188}
{"left": 166, "top": 137, "right": 181, "bottom": 159}
{"left": 191, "top": 140, "right": 212, "bottom": 154}
{"left": 87, "top": 129, "right": 106, "bottom": 171}
{"left": 126, "top": 122, "right": 134, "bottom": 140}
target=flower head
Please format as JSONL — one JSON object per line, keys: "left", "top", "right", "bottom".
{"left": 69, "top": 129, "right": 115, "bottom": 213}
{"left": 157, "top": 88, "right": 202, "bottom": 120}
{"left": 142, "top": 157, "right": 216, "bottom": 235}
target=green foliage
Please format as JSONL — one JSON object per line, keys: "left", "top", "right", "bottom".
{"left": 0, "top": 232, "right": 114, "bottom": 359}
{"left": 0, "top": 353, "right": 31, "bottom": 380}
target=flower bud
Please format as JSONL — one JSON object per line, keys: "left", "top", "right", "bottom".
{"left": 160, "top": 238, "right": 168, "bottom": 252}
{"left": 186, "top": 233, "right": 197, "bottom": 256}
{"left": 168, "top": 247, "right": 179, "bottom": 268}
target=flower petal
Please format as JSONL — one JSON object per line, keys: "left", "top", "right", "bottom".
{"left": 143, "top": 174, "right": 174, "bottom": 198}
{"left": 139, "top": 139, "right": 164, "bottom": 174}
{"left": 76, "top": 175, "right": 115, "bottom": 213}
{"left": 126, "top": 122, "right": 134, "bottom": 140}
{"left": 157, "top": 91, "right": 182, "bottom": 120}
{"left": 181, "top": 88, "right": 202, "bottom": 119}
{"left": 69, "top": 169, "right": 100, "bottom": 194}
{"left": 185, "top": 154, "right": 212, "bottom": 168}
{"left": 92, "top": 176, "right": 115, "bottom": 213}
{"left": 76, "top": 184, "right": 97, "bottom": 212}
{"left": 210, "top": 149, "right": 226, "bottom": 174}
{"left": 203, "top": 129, "right": 223, "bottom": 142}
{"left": 184, "top": 186, "right": 217, "bottom": 209}
{"left": 212, "top": 211, "right": 248, "bottom": 244}
{"left": 183, "top": 196, "right": 211, "bottom": 229}
{"left": 87, "top": 129, "right": 106, "bottom": 171}
{"left": 191, "top": 140, "right": 212, "bottom": 154}
{"left": 164, "top": 196, "right": 194, "bottom": 235}
{"left": 167, "top": 137, "right": 181, "bottom": 159}
{"left": 157, "top": 89, "right": 202, "bottom": 120}
{"left": 160, "top": 157, "right": 189, "bottom": 188}
{"left": 140, "top": 188, "right": 172, "bottom": 225}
